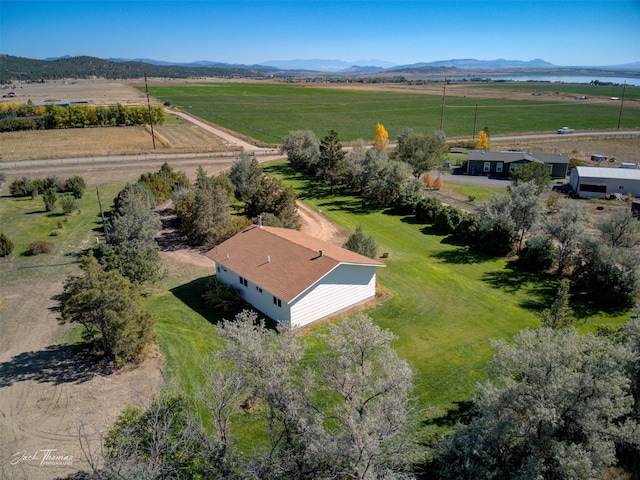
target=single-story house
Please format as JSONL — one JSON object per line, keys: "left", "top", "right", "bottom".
{"left": 569, "top": 166, "right": 640, "bottom": 199}
{"left": 205, "top": 225, "right": 385, "bottom": 328}
{"left": 466, "top": 151, "right": 569, "bottom": 179}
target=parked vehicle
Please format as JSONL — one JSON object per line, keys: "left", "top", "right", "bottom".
{"left": 557, "top": 126, "right": 575, "bottom": 134}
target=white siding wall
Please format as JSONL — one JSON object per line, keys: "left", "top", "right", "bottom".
{"left": 289, "top": 264, "right": 377, "bottom": 328}
{"left": 216, "top": 264, "right": 291, "bottom": 324}
{"left": 216, "top": 263, "right": 377, "bottom": 328}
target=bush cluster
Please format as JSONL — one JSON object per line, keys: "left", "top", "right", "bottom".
{"left": 9, "top": 175, "right": 86, "bottom": 199}
{"left": 0, "top": 232, "right": 14, "bottom": 257}
{"left": 27, "top": 241, "right": 56, "bottom": 255}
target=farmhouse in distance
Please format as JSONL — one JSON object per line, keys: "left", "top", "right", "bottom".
{"left": 206, "top": 224, "right": 385, "bottom": 327}
{"left": 466, "top": 150, "right": 570, "bottom": 179}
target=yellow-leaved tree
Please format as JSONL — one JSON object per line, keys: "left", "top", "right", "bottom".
{"left": 476, "top": 129, "right": 490, "bottom": 150}
{"left": 373, "top": 123, "right": 389, "bottom": 151}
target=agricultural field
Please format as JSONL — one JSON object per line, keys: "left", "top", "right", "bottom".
{"left": 145, "top": 82, "right": 640, "bottom": 144}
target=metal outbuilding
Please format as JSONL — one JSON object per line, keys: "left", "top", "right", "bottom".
{"left": 569, "top": 166, "right": 640, "bottom": 199}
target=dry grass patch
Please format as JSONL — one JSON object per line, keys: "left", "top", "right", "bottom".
{"left": 153, "top": 123, "right": 229, "bottom": 149}
{"left": 1, "top": 124, "right": 233, "bottom": 162}
{"left": 1, "top": 127, "right": 159, "bottom": 161}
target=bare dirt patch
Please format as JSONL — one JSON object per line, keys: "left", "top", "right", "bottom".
{"left": 297, "top": 200, "right": 347, "bottom": 245}
{"left": 0, "top": 275, "right": 163, "bottom": 480}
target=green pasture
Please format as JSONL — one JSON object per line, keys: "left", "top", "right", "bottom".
{"left": 146, "top": 83, "right": 640, "bottom": 144}
{"left": 471, "top": 81, "right": 640, "bottom": 100}
{"left": 0, "top": 184, "right": 121, "bottom": 283}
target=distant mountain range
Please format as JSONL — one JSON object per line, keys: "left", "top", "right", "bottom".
{"left": 105, "top": 57, "right": 640, "bottom": 73}
{"left": 1, "top": 54, "right": 639, "bottom": 84}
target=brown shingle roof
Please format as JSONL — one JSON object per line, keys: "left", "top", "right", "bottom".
{"left": 205, "top": 226, "right": 384, "bottom": 303}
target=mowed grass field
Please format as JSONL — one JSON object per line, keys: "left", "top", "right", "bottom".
{"left": 145, "top": 82, "right": 640, "bottom": 144}
{"left": 261, "top": 162, "right": 631, "bottom": 417}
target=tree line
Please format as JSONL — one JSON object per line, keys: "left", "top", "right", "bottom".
{"left": 0, "top": 100, "right": 165, "bottom": 131}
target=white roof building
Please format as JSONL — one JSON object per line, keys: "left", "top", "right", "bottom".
{"left": 569, "top": 166, "right": 640, "bottom": 199}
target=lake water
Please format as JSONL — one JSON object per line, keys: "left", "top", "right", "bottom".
{"left": 489, "top": 75, "right": 640, "bottom": 86}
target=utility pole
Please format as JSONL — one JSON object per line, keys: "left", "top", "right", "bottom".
{"left": 440, "top": 79, "right": 447, "bottom": 131}
{"left": 144, "top": 73, "right": 156, "bottom": 149}
{"left": 617, "top": 82, "right": 626, "bottom": 130}
{"left": 472, "top": 104, "right": 478, "bottom": 141}
{"left": 96, "top": 187, "right": 110, "bottom": 246}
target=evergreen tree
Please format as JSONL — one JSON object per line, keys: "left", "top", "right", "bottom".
{"left": 59, "top": 255, "right": 156, "bottom": 366}
{"left": 344, "top": 223, "right": 378, "bottom": 258}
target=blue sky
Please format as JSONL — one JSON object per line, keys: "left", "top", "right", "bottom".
{"left": 1, "top": 0, "right": 639, "bottom": 66}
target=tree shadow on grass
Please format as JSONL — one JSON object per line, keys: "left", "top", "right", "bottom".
{"left": 423, "top": 400, "right": 477, "bottom": 429}
{"left": 432, "top": 247, "right": 494, "bottom": 265}
{"left": 170, "top": 277, "right": 226, "bottom": 326}
{"left": 0, "top": 343, "right": 110, "bottom": 388}
{"left": 482, "top": 264, "right": 559, "bottom": 313}
{"left": 316, "top": 197, "right": 374, "bottom": 215}
{"left": 170, "top": 276, "right": 280, "bottom": 330}
{"left": 569, "top": 291, "right": 631, "bottom": 319}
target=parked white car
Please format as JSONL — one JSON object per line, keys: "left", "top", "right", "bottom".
{"left": 557, "top": 126, "right": 575, "bottom": 134}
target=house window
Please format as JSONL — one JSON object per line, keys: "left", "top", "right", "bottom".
{"left": 256, "top": 286, "right": 263, "bottom": 293}
{"left": 483, "top": 162, "right": 491, "bottom": 173}
{"left": 496, "top": 162, "right": 503, "bottom": 173}
{"left": 239, "top": 276, "right": 248, "bottom": 287}
{"left": 273, "top": 296, "right": 282, "bottom": 307}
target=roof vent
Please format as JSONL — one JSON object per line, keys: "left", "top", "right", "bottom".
{"left": 226, "top": 253, "right": 230, "bottom": 259}
{"left": 267, "top": 255, "right": 271, "bottom": 263}
{"left": 319, "top": 249, "right": 324, "bottom": 257}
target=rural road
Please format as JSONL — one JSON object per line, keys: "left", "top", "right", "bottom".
{"left": 490, "top": 130, "right": 639, "bottom": 142}
{"left": 167, "top": 109, "right": 274, "bottom": 152}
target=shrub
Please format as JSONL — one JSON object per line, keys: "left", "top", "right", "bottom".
{"left": 138, "top": 172, "right": 171, "bottom": 205}
{"left": 43, "top": 188, "right": 58, "bottom": 212}
{"left": 66, "top": 175, "right": 86, "bottom": 199}
{"left": 27, "top": 241, "right": 56, "bottom": 255}
{"left": 60, "top": 195, "right": 79, "bottom": 215}
{"left": 9, "top": 177, "right": 31, "bottom": 197}
{"left": 202, "top": 276, "right": 244, "bottom": 311}
{"left": 43, "top": 176, "right": 62, "bottom": 192}
{"left": 434, "top": 205, "right": 466, "bottom": 234}
{"left": 415, "top": 197, "right": 443, "bottom": 223}
{"left": 29, "top": 178, "right": 45, "bottom": 196}
{"left": 517, "top": 236, "right": 555, "bottom": 272}
{"left": 0, "top": 233, "right": 14, "bottom": 257}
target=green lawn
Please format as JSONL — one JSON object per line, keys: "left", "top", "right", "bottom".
{"left": 263, "top": 162, "right": 631, "bottom": 422}
{"left": 145, "top": 83, "right": 640, "bottom": 145}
